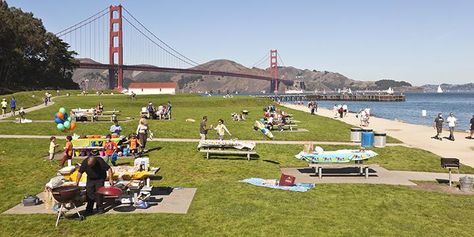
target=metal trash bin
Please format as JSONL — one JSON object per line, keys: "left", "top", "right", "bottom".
{"left": 459, "top": 176, "right": 473, "bottom": 192}
{"left": 374, "top": 132, "right": 386, "bottom": 148}
{"left": 361, "top": 129, "right": 374, "bottom": 147}
{"left": 351, "top": 128, "right": 362, "bottom": 142}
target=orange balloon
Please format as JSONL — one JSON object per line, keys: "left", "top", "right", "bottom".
{"left": 57, "top": 112, "right": 64, "bottom": 120}
{"left": 70, "top": 122, "right": 76, "bottom": 130}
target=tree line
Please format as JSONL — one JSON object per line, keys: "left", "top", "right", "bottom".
{"left": 0, "top": 1, "right": 78, "bottom": 94}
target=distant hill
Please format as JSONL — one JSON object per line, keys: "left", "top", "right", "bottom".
{"left": 72, "top": 58, "right": 416, "bottom": 93}
{"left": 421, "top": 83, "right": 474, "bottom": 92}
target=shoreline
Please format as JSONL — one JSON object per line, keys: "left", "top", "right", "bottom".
{"left": 281, "top": 103, "right": 474, "bottom": 168}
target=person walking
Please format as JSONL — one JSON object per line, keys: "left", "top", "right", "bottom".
{"left": 136, "top": 117, "right": 149, "bottom": 153}
{"left": 432, "top": 113, "right": 444, "bottom": 140}
{"left": 10, "top": 97, "right": 16, "bottom": 116}
{"left": 167, "top": 101, "right": 172, "bottom": 119}
{"left": 199, "top": 116, "right": 212, "bottom": 140}
{"left": 446, "top": 112, "right": 457, "bottom": 141}
{"left": 60, "top": 136, "right": 73, "bottom": 167}
{"left": 1, "top": 98, "right": 7, "bottom": 117}
{"left": 467, "top": 115, "right": 474, "bottom": 139}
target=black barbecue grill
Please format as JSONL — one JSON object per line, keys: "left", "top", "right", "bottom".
{"left": 440, "top": 158, "right": 460, "bottom": 186}
{"left": 441, "top": 158, "right": 460, "bottom": 168}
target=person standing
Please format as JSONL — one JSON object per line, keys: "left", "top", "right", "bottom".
{"left": 48, "top": 136, "right": 59, "bottom": 161}
{"left": 103, "top": 134, "right": 118, "bottom": 165}
{"left": 75, "top": 156, "right": 114, "bottom": 215}
{"left": 314, "top": 101, "right": 318, "bottom": 112}
{"left": 199, "top": 116, "right": 212, "bottom": 140}
{"left": 60, "top": 136, "right": 73, "bottom": 167}
{"left": 342, "top": 104, "right": 348, "bottom": 117}
{"left": 432, "top": 113, "right": 444, "bottom": 140}
{"left": 136, "top": 117, "right": 149, "bottom": 152}
{"left": 467, "top": 115, "right": 474, "bottom": 139}
{"left": 10, "top": 97, "right": 16, "bottom": 116}
{"left": 446, "top": 112, "right": 457, "bottom": 141}
{"left": 214, "top": 119, "right": 232, "bottom": 140}
{"left": 167, "top": 101, "right": 172, "bottom": 119}
{"left": 1, "top": 98, "right": 7, "bottom": 117}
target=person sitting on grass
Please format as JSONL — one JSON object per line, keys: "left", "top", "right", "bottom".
{"left": 214, "top": 119, "right": 231, "bottom": 140}
{"left": 109, "top": 120, "right": 122, "bottom": 136}
{"left": 60, "top": 135, "right": 73, "bottom": 167}
{"left": 103, "top": 134, "right": 118, "bottom": 166}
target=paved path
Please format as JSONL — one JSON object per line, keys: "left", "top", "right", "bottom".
{"left": 281, "top": 165, "right": 473, "bottom": 186}
{"left": 283, "top": 104, "right": 474, "bottom": 167}
{"left": 0, "top": 97, "right": 56, "bottom": 120}
{"left": 0, "top": 134, "right": 406, "bottom": 146}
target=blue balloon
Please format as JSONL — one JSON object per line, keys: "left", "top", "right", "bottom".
{"left": 54, "top": 118, "right": 63, "bottom": 124}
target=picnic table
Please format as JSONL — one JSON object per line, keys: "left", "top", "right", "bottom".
{"left": 197, "top": 140, "right": 257, "bottom": 161}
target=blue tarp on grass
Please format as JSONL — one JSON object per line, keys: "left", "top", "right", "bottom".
{"left": 240, "top": 178, "right": 315, "bottom": 192}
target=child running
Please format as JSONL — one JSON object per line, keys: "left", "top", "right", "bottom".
{"left": 104, "top": 134, "right": 118, "bottom": 166}
{"left": 60, "top": 135, "right": 73, "bottom": 167}
{"left": 127, "top": 133, "right": 141, "bottom": 158}
{"left": 48, "top": 136, "right": 59, "bottom": 161}
{"left": 214, "top": 119, "right": 232, "bottom": 140}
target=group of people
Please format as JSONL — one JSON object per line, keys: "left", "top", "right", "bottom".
{"left": 333, "top": 104, "right": 348, "bottom": 118}
{"left": 432, "top": 113, "right": 474, "bottom": 141}
{"left": 143, "top": 101, "right": 172, "bottom": 120}
{"left": 263, "top": 105, "right": 292, "bottom": 131}
{"left": 357, "top": 108, "right": 371, "bottom": 127}
{"left": 1, "top": 97, "right": 16, "bottom": 116}
{"left": 199, "top": 116, "right": 232, "bottom": 140}
{"left": 307, "top": 101, "right": 318, "bottom": 115}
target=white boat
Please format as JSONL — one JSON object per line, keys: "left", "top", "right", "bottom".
{"left": 285, "top": 89, "right": 304, "bottom": 94}
{"left": 386, "top": 87, "right": 394, "bottom": 94}
{"left": 437, "top": 85, "right": 443, "bottom": 93}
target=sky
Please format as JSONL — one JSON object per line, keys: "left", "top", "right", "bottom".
{"left": 6, "top": 0, "right": 474, "bottom": 85}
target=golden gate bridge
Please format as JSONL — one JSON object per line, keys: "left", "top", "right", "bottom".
{"left": 56, "top": 5, "right": 292, "bottom": 93}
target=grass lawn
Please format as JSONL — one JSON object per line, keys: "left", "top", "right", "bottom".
{"left": 0, "top": 93, "right": 400, "bottom": 143}
{"left": 0, "top": 90, "right": 79, "bottom": 110}
{"left": 1, "top": 138, "right": 473, "bottom": 236}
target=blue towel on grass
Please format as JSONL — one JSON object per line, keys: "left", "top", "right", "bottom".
{"left": 240, "top": 178, "right": 315, "bottom": 192}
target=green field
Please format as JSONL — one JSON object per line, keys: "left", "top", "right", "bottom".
{"left": 0, "top": 93, "right": 473, "bottom": 236}
{"left": 0, "top": 139, "right": 473, "bottom": 236}
{"left": 0, "top": 93, "right": 400, "bottom": 143}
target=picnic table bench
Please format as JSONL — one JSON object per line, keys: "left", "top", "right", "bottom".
{"left": 199, "top": 149, "right": 257, "bottom": 161}
{"left": 309, "top": 162, "right": 371, "bottom": 179}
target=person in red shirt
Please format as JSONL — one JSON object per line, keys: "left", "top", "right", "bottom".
{"left": 103, "top": 134, "right": 118, "bottom": 166}
{"left": 127, "top": 133, "right": 141, "bottom": 158}
{"left": 60, "top": 136, "right": 73, "bottom": 167}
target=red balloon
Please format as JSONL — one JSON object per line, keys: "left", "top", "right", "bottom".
{"left": 63, "top": 128, "right": 69, "bottom": 133}
{"left": 57, "top": 112, "right": 64, "bottom": 120}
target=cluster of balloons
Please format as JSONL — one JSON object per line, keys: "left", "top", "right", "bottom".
{"left": 54, "top": 107, "right": 76, "bottom": 132}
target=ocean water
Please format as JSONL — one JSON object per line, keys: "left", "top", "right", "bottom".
{"left": 311, "top": 92, "right": 474, "bottom": 130}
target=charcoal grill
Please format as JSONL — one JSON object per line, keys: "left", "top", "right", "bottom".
{"left": 440, "top": 158, "right": 460, "bottom": 186}
{"left": 51, "top": 186, "right": 85, "bottom": 227}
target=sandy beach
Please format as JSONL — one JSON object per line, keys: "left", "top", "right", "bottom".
{"left": 283, "top": 103, "right": 474, "bottom": 168}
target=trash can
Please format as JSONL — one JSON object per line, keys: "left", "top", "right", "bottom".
{"left": 361, "top": 129, "right": 374, "bottom": 147}
{"left": 350, "top": 128, "right": 362, "bottom": 142}
{"left": 374, "top": 132, "right": 386, "bottom": 148}
{"left": 459, "top": 176, "right": 473, "bottom": 192}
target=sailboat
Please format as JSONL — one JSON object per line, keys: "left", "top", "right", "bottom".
{"left": 437, "top": 85, "right": 443, "bottom": 93}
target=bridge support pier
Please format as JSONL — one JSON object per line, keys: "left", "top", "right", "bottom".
{"left": 109, "top": 5, "right": 123, "bottom": 90}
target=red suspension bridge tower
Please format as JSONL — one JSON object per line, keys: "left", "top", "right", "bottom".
{"left": 109, "top": 5, "right": 124, "bottom": 90}
{"left": 270, "top": 49, "right": 279, "bottom": 93}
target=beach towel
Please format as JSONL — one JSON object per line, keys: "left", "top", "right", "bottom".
{"left": 240, "top": 178, "right": 315, "bottom": 192}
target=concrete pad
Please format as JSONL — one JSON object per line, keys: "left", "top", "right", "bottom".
{"left": 281, "top": 165, "right": 474, "bottom": 186}
{"left": 3, "top": 187, "right": 196, "bottom": 215}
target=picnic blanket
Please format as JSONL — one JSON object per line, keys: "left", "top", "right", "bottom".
{"left": 239, "top": 178, "right": 315, "bottom": 192}
{"left": 295, "top": 149, "right": 378, "bottom": 163}
{"left": 197, "top": 140, "right": 256, "bottom": 150}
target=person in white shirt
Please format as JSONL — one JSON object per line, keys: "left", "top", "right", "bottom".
{"left": 214, "top": 119, "right": 231, "bottom": 140}
{"left": 342, "top": 104, "right": 348, "bottom": 117}
{"left": 446, "top": 112, "right": 457, "bottom": 141}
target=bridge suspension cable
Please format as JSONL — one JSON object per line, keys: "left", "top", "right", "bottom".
{"left": 56, "top": 8, "right": 109, "bottom": 37}
{"left": 251, "top": 53, "right": 270, "bottom": 68}
{"left": 122, "top": 7, "right": 200, "bottom": 67}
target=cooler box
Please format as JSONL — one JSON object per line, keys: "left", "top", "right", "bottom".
{"left": 134, "top": 157, "right": 150, "bottom": 170}
{"left": 374, "top": 132, "right": 386, "bottom": 148}
{"left": 361, "top": 130, "right": 374, "bottom": 147}
{"left": 279, "top": 174, "right": 296, "bottom": 186}
{"left": 350, "top": 128, "right": 362, "bottom": 142}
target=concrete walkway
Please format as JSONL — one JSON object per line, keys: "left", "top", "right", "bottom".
{"left": 283, "top": 104, "right": 474, "bottom": 167}
{"left": 0, "top": 134, "right": 405, "bottom": 146}
{"left": 281, "top": 165, "right": 474, "bottom": 186}
{"left": 0, "top": 97, "right": 56, "bottom": 120}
